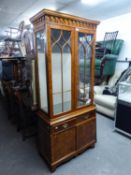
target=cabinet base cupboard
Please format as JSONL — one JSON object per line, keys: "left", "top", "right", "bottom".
{"left": 30, "top": 9, "right": 99, "bottom": 171}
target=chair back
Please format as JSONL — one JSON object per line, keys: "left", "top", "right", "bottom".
{"left": 103, "top": 31, "right": 118, "bottom": 48}
{"left": 102, "top": 31, "right": 118, "bottom": 55}
{"left": 96, "top": 31, "right": 119, "bottom": 59}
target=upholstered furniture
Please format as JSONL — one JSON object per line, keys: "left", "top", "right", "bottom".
{"left": 95, "top": 39, "right": 124, "bottom": 81}
{"left": 95, "top": 92, "right": 116, "bottom": 119}
{"left": 94, "top": 70, "right": 124, "bottom": 119}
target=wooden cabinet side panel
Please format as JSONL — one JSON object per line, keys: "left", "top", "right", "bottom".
{"left": 38, "top": 119, "right": 51, "bottom": 163}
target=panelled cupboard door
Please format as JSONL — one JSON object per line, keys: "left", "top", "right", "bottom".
{"left": 76, "top": 117, "right": 96, "bottom": 151}
{"left": 52, "top": 127, "right": 76, "bottom": 162}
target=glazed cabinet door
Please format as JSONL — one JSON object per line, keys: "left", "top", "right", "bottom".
{"left": 49, "top": 27, "right": 74, "bottom": 116}
{"left": 76, "top": 30, "right": 95, "bottom": 108}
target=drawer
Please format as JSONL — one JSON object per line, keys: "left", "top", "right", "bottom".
{"left": 52, "top": 119, "right": 76, "bottom": 133}
{"left": 77, "top": 111, "right": 95, "bottom": 123}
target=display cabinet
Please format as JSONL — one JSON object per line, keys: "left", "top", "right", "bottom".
{"left": 30, "top": 9, "right": 99, "bottom": 171}
{"left": 115, "top": 81, "right": 131, "bottom": 137}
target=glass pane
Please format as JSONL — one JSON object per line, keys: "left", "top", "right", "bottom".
{"left": 51, "top": 29, "right": 71, "bottom": 115}
{"left": 77, "top": 32, "right": 93, "bottom": 107}
{"left": 52, "top": 44, "right": 62, "bottom": 114}
{"left": 63, "top": 45, "right": 71, "bottom": 112}
{"left": 63, "top": 92, "right": 71, "bottom": 112}
{"left": 36, "top": 31, "right": 48, "bottom": 112}
{"left": 53, "top": 94, "right": 62, "bottom": 114}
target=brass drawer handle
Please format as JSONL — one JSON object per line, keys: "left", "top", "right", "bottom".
{"left": 63, "top": 123, "right": 68, "bottom": 129}
{"left": 84, "top": 115, "right": 89, "bottom": 119}
{"left": 55, "top": 126, "right": 59, "bottom": 130}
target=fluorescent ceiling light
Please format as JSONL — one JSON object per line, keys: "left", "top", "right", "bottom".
{"left": 81, "top": 0, "right": 106, "bottom": 6}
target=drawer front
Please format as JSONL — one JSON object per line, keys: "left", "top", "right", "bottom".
{"left": 52, "top": 119, "right": 76, "bottom": 133}
{"left": 77, "top": 111, "right": 95, "bottom": 123}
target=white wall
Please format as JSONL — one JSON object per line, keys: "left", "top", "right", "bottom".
{"left": 96, "top": 12, "right": 131, "bottom": 72}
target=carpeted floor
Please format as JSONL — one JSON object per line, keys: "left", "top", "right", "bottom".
{"left": 0, "top": 97, "right": 131, "bottom": 175}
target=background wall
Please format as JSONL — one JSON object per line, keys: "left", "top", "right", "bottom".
{"left": 96, "top": 12, "right": 131, "bottom": 72}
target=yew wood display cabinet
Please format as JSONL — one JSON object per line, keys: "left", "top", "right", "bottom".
{"left": 30, "top": 9, "right": 99, "bottom": 171}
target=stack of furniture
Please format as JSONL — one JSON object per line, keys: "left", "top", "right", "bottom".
{"left": 96, "top": 31, "right": 119, "bottom": 59}
{"left": 4, "top": 21, "right": 25, "bottom": 57}
{"left": 30, "top": 9, "right": 99, "bottom": 171}
{"left": 0, "top": 56, "right": 36, "bottom": 140}
{"left": 95, "top": 37, "right": 124, "bottom": 84}
{"left": 0, "top": 20, "right": 37, "bottom": 140}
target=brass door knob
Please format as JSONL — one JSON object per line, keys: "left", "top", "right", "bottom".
{"left": 63, "top": 123, "right": 68, "bottom": 129}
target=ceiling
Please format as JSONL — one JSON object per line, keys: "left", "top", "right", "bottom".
{"left": 0, "top": 0, "right": 131, "bottom": 36}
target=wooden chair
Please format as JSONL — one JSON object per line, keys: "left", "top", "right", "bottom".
{"left": 4, "top": 21, "right": 25, "bottom": 56}
{"left": 14, "top": 83, "right": 37, "bottom": 141}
